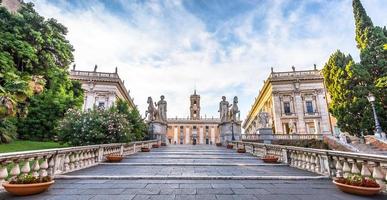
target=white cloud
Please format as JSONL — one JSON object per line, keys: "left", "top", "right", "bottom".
{"left": 29, "top": 0, "right": 387, "bottom": 122}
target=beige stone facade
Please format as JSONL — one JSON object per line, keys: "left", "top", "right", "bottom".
{"left": 243, "top": 67, "right": 335, "bottom": 136}
{"left": 69, "top": 66, "right": 136, "bottom": 111}
{"left": 166, "top": 91, "right": 221, "bottom": 145}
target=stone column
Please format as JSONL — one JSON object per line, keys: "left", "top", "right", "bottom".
{"left": 272, "top": 94, "right": 283, "bottom": 134}
{"left": 174, "top": 127, "right": 178, "bottom": 144}
{"left": 211, "top": 127, "right": 215, "bottom": 144}
{"left": 317, "top": 90, "right": 330, "bottom": 134}
{"left": 185, "top": 127, "right": 190, "bottom": 144}
{"left": 294, "top": 93, "right": 306, "bottom": 134}
{"left": 200, "top": 127, "right": 204, "bottom": 144}
{"left": 314, "top": 119, "right": 320, "bottom": 134}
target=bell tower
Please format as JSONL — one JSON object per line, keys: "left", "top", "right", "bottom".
{"left": 190, "top": 90, "right": 200, "bottom": 120}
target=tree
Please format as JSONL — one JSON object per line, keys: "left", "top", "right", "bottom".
{"left": 116, "top": 99, "right": 148, "bottom": 141}
{"left": 323, "top": 0, "right": 386, "bottom": 136}
{"left": 0, "top": 3, "right": 84, "bottom": 141}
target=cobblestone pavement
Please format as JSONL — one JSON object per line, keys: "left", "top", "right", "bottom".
{"left": 0, "top": 145, "right": 385, "bottom": 199}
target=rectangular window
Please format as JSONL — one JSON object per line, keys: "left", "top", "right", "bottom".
{"left": 306, "top": 101, "right": 313, "bottom": 113}
{"left": 98, "top": 102, "right": 105, "bottom": 108}
{"left": 284, "top": 102, "right": 291, "bottom": 114}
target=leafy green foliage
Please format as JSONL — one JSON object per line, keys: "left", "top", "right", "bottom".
{"left": 9, "top": 174, "right": 52, "bottom": 184}
{"left": 0, "top": 3, "right": 83, "bottom": 142}
{"left": 116, "top": 99, "right": 148, "bottom": 141}
{"left": 323, "top": 0, "right": 386, "bottom": 136}
{"left": 57, "top": 107, "right": 132, "bottom": 146}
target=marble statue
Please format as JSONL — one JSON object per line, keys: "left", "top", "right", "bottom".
{"left": 229, "top": 96, "right": 240, "bottom": 121}
{"left": 157, "top": 95, "right": 167, "bottom": 122}
{"left": 258, "top": 112, "right": 269, "bottom": 128}
{"left": 219, "top": 96, "right": 230, "bottom": 123}
{"left": 145, "top": 97, "right": 158, "bottom": 121}
{"left": 289, "top": 119, "right": 296, "bottom": 134}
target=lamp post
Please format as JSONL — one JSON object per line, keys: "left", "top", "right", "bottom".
{"left": 367, "top": 93, "right": 383, "bottom": 138}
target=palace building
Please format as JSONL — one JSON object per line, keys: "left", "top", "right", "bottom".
{"left": 69, "top": 65, "right": 136, "bottom": 111}
{"left": 243, "top": 66, "right": 337, "bottom": 136}
{"left": 166, "top": 91, "right": 221, "bottom": 145}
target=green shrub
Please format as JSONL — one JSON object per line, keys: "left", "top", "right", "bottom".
{"left": 57, "top": 107, "right": 131, "bottom": 146}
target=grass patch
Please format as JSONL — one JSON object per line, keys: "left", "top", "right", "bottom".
{"left": 0, "top": 140, "right": 69, "bottom": 153}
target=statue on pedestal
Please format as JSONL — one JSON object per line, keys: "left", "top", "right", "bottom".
{"left": 157, "top": 95, "right": 167, "bottom": 122}
{"left": 219, "top": 96, "right": 230, "bottom": 123}
{"left": 258, "top": 112, "right": 269, "bottom": 128}
{"left": 229, "top": 96, "right": 240, "bottom": 122}
{"left": 145, "top": 97, "right": 158, "bottom": 121}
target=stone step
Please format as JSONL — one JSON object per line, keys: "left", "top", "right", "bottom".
{"left": 126, "top": 156, "right": 255, "bottom": 159}
{"left": 56, "top": 175, "right": 329, "bottom": 180}
{"left": 145, "top": 152, "right": 239, "bottom": 155}
{"left": 99, "top": 163, "right": 286, "bottom": 166}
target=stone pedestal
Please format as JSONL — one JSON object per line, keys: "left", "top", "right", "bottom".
{"left": 148, "top": 121, "right": 167, "bottom": 143}
{"left": 219, "top": 121, "right": 242, "bottom": 145}
{"left": 257, "top": 128, "right": 273, "bottom": 144}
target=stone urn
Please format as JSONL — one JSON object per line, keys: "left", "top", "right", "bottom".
{"left": 262, "top": 155, "right": 279, "bottom": 163}
{"left": 237, "top": 148, "right": 246, "bottom": 153}
{"left": 2, "top": 181, "right": 55, "bottom": 196}
{"left": 106, "top": 154, "right": 123, "bottom": 162}
{"left": 332, "top": 180, "right": 382, "bottom": 196}
{"left": 141, "top": 147, "right": 150, "bottom": 152}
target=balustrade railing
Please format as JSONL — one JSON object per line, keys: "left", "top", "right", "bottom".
{"left": 231, "top": 141, "right": 387, "bottom": 192}
{"left": 0, "top": 140, "right": 159, "bottom": 186}
{"left": 242, "top": 133, "right": 325, "bottom": 141}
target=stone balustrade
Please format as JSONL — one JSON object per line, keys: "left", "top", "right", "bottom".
{"left": 0, "top": 140, "right": 159, "bottom": 186}
{"left": 242, "top": 133, "right": 325, "bottom": 141}
{"left": 231, "top": 141, "right": 387, "bottom": 192}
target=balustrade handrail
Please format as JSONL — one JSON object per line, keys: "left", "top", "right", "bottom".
{"left": 0, "top": 140, "right": 159, "bottom": 186}
{"left": 230, "top": 140, "right": 387, "bottom": 192}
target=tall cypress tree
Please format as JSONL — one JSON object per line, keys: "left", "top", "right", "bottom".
{"left": 323, "top": 0, "right": 386, "bottom": 136}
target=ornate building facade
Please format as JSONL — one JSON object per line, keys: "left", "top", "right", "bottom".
{"left": 243, "top": 66, "right": 336, "bottom": 136}
{"left": 69, "top": 65, "right": 136, "bottom": 111}
{"left": 166, "top": 91, "right": 221, "bottom": 145}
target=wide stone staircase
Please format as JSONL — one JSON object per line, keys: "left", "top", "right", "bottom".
{"left": 1, "top": 144, "right": 385, "bottom": 200}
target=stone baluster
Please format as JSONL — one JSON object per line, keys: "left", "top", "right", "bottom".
{"left": 372, "top": 163, "right": 385, "bottom": 189}
{"left": 10, "top": 161, "right": 21, "bottom": 179}
{"left": 31, "top": 158, "right": 40, "bottom": 177}
{"left": 315, "top": 155, "right": 321, "bottom": 174}
{"left": 0, "top": 163, "right": 8, "bottom": 183}
{"left": 64, "top": 154, "right": 70, "bottom": 171}
{"left": 309, "top": 154, "right": 316, "bottom": 172}
{"left": 350, "top": 159, "right": 360, "bottom": 174}
{"left": 20, "top": 159, "right": 31, "bottom": 176}
{"left": 48, "top": 155, "right": 56, "bottom": 177}
{"left": 334, "top": 157, "right": 343, "bottom": 177}
{"left": 360, "top": 161, "right": 371, "bottom": 177}
{"left": 342, "top": 158, "right": 351, "bottom": 178}
{"left": 39, "top": 156, "right": 49, "bottom": 177}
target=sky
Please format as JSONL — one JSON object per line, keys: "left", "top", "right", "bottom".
{"left": 28, "top": 0, "right": 386, "bottom": 120}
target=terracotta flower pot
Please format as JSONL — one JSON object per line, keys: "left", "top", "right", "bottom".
{"left": 226, "top": 144, "right": 233, "bottom": 149}
{"left": 152, "top": 144, "right": 160, "bottom": 148}
{"left": 332, "top": 180, "right": 382, "bottom": 196}
{"left": 2, "top": 180, "right": 55, "bottom": 196}
{"left": 262, "top": 156, "right": 279, "bottom": 163}
{"left": 161, "top": 142, "right": 167, "bottom": 146}
{"left": 141, "top": 147, "right": 150, "bottom": 152}
{"left": 237, "top": 148, "right": 246, "bottom": 153}
{"left": 216, "top": 143, "right": 222, "bottom": 147}
{"left": 106, "top": 154, "right": 123, "bottom": 162}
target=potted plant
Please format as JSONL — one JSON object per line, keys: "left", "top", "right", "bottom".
{"left": 141, "top": 147, "right": 150, "bottom": 152}
{"left": 152, "top": 143, "right": 160, "bottom": 148}
{"left": 216, "top": 142, "right": 222, "bottom": 147}
{"left": 333, "top": 174, "right": 382, "bottom": 196}
{"left": 262, "top": 155, "right": 279, "bottom": 163}
{"left": 226, "top": 144, "right": 233, "bottom": 149}
{"left": 237, "top": 147, "right": 246, "bottom": 153}
{"left": 106, "top": 154, "right": 123, "bottom": 162}
{"left": 2, "top": 174, "right": 55, "bottom": 196}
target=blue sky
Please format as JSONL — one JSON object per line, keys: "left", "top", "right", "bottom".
{"left": 30, "top": 0, "right": 387, "bottom": 121}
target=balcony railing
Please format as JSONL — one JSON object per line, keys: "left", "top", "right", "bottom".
{"left": 229, "top": 141, "right": 387, "bottom": 192}
{"left": 242, "top": 133, "right": 325, "bottom": 141}
{"left": 0, "top": 140, "right": 159, "bottom": 187}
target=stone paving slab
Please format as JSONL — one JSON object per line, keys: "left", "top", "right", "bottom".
{"left": 121, "top": 158, "right": 265, "bottom": 164}
{"left": 0, "top": 179, "right": 385, "bottom": 200}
